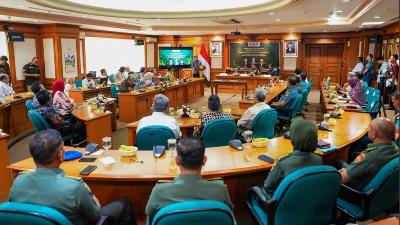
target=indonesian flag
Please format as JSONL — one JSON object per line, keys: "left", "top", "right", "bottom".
{"left": 198, "top": 43, "right": 211, "bottom": 81}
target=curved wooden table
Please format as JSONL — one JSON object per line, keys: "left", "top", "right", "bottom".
{"left": 8, "top": 111, "right": 371, "bottom": 224}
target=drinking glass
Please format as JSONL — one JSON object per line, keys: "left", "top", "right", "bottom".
{"left": 168, "top": 107, "right": 175, "bottom": 116}
{"left": 102, "top": 137, "right": 112, "bottom": 155}
{"left": 243, "top": 130, "right": 253, "bottom": 149}
{"left": 167, "top": 139, "right": 177, "bottom": 157}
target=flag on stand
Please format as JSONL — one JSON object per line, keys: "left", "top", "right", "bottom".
{"left": 198, "top": 43, "right": 211, "bottom": 81}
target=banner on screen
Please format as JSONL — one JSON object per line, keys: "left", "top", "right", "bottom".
{"left": 159, "top": 47, "right": 193, "bottom": 68}
{"left": 229, "top": 41, "right": 280, "bottom": 68}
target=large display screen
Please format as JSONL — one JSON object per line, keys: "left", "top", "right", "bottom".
{"left": 229, "top": 41, "right": 280, "bottom": 68}
{"left": 158, "top": 47, "right": 193, "bottom": 68}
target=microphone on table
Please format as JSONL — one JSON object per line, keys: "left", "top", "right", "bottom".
{"left": 221, "top": 94, "right": 236, "bottom": 106}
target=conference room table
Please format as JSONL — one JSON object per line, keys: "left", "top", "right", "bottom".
{"left": 118, "top": 78, "right": 204, "bottom": 122}
{"left": 214, "top": 73, "right": 278, "bottom": 94}
{"left": 8, "top": 110, "right": 371, "bottom": 224}
{"left": 0, "top": 92, "right": 33, "bottom": 138}
{"left": 72, "top": 104, "right": 113, "bottom": 146}
{"left": 0, "top": 133, "right": 11, "bottom": 200}
{"left": 238, "top": 81, "right": 288, "bottom": 109}
{"left": 320, "top": 82, "right": 362, "bottom": 112}
{"left": 68, "top": 86, "right": 111, "bottom": 104}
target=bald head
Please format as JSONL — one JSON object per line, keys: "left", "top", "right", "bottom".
{"left": 369, "top": 117, "right": 395, "bottom": 141}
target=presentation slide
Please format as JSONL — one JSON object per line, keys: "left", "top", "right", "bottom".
{"left": 159, "top": 47, "right": 193, "bottom": 68}
{"left": 229, "top": 41, "right": 280, "bottom": 68}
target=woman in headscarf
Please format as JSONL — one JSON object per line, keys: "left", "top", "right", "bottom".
{"left": 263, "top": 117, "right": 322, "bottom": 197}
{"left": 52, "top": 80, "right": 74, "bottom": 115}
{"left": 348, "top": 76, "right": 366, "bottom": 106}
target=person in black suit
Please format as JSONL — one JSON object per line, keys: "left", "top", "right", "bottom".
{"left": 286, "top": 42, "right": 295, "bottom": 54}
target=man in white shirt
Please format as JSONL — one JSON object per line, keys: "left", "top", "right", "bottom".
{"left": 0, "top": 74, "right": 14, "bottom": 97}
{"left": 237, "top": 87, "right": 270, "bottom": 134}
{"left": 376, "top": 56, "right": 390, "bottom": 85}
{"left": 348, "top": 57, "right": 364, "bottom": 77}
{"left": 137, "top": 94, "right": 181, "bottom": 138}
{"left": 82, "top": 73, "right": 96, "bottom": 89}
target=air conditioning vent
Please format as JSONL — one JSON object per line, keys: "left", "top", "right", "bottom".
{"left": 211, "top": 18, "right": 242, "bottom": 25}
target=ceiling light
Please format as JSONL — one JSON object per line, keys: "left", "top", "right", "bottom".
{"left": 268, "top": 12, "right": 274, "bottom": 15}
{"left": 82, "top": 15, "right": 87, "bottom": 18}
{"left": 361, "top": 21, "right": 384, "bottom": 25}
{"left": 275, "top": 18, "right": 280, "bottom": 22}
{"left": 156, "top": 18, "right": 161, "bottom": 21}
{"left": 358, "top": 25, "right": 363, "bottom": 27}
{"left": 336, "top": 10, "right": 344, "bottom": 13}
{"left": 18, "top": 5, "right": 25, "bottom": 8}
{"left": 342, "top": 0, "right": 351, "bottom": 2}
{"left": 373, "top": 16, "right": 381, "bottom": 19}
{"left": 33, "top": 19, "right": 38, "bottom": 22}
{"left": 323, "top": 31, "right": 327, "bottom": 32}
{"left": 179, "top": 22, "right": 184, "bottom": 25}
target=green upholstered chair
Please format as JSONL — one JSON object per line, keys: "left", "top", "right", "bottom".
{"left": 201, "top": 118, "right": 236, "bottom": 148}
{"left": 136, "top": 125, "right": 176, "bottom": 150}
{"left": 276, "top": 94, "right": 302, "bottom": 123}
{"left": 251, "top": 108, "right": 277, "bottom": 139}
{"left": 151, "top": 200, "right": 235, "bottom": 225}
{"left": 25, "top": 100, "right": 34, "bottom": 111}
{"left": 108, "top": 74, "right": 115, "bottom": 83}
{"left": 75, "top": 79, "right": 83, "bottom": 88}
{"left": 27, "top": 110, "right": 75, "bottom": 144}
{"left": 337, "top": 157, "right": 399, "bottom": 222}
{"left": 247, "top": 166, "right": 341, "bottom": 225}
{"left": 0, "top": 202, "right": 108, "bottom": 225}
{"left": 110, "top": 84, "right": 120, "bottom": 98}
{"left": 297, "top": 89, "right": 309, "bottom": 115}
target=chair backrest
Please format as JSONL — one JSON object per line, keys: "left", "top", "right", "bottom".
{"left": 251, "top": 108, "right": 277, "bottom": 139}
{"left": 26, "top": 100, "right": 34, "bottom": 111}
{"left": 152, "top": 200, "right": 235, "bottom": 225}
{"left": 201, "top": 118, "right": 237, "bottom": 148}
{"left": 74, "top": 80, "right": 82, "bottom": 88}
{"left": 110, "top": 84, "right": 120, "bottom": 98}
{"left": 0, "top": 202, "right": 73, "bottom": 225}
{"left": 291, "top": 94, "right": 303, "bottom": 118}
{"left": 108, "top": 74, "right": 115, "bottom": 83}
{"left": 362, "top": 156, "right": 399, "bottom": 218}
{"left": 297, "top": 89, "right": 309, "bottom": 113}
{"left": 137, "top": 125, "right": 175, "bottom": 150}
{"left": 272, "top": 166, "right": 341, "bottom": 225}
{"left": 28, "top": 110, "right": 52, "bottom": 132}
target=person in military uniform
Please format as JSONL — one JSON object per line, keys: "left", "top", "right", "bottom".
{"left": 22, "top": 56, "right": 41, "bottom": 92}
{"left": 8, "top": 129, "right": 137, "bottom": 225}
{"left": 263, "top": 117, "right": 322, "bottom": 197}
{"left": 145, "top": 138, "right": 233, "bottom": 224}
{"left": 339, "top": 117, "right": 399, "bottom": 190}
{"left": 271, "top": 76, "right": 300, "bottom": 118}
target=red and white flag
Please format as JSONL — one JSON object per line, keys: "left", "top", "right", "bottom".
{"left": 198, "top": 43, "right": 211, "bottom": 81}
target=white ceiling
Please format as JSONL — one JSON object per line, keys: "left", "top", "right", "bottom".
{"left": 0, "top": 0, "right": 398, "bottom": 35}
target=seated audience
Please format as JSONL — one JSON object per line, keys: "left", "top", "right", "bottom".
{"left": 300, "top": 73, "right": 310, "bottom": 90}
{"left": 36, "top": 90, "right": 86, "bottom": 144}
{"left": 338, "top": 117, "right": 399, "bottom": 190}
{"left": 137, "top": 94, "right": 181, "bottom": 138}
{"left": 348, "top": 57, "right": 364, "bottom": 76}
{"left": 119, "top": 72, "right": 136, "bottom": 93}
{"left": 264, "top": 117, "right": 322, "bottom": 196}
{"left": 9, "top": 129, "right": 137, "bottom": 225}
{"left": 271, "top": 76, "right": 298, "bottom": 117}
{"left": 348, "top": 77, "right": 366, "bottom": 106}
{"left": 266, "top": 64, "right": 277, "bottom": 76}
{"left": 138, "top": 67, "right": 145, "bottom": 77}
{"left": 99, "top": 68, "right": 109, "bottom": 85}
{"left": 143, "top": 68, "right": 156, "bottom": 86}
{"left": 146, "top": 138, "right": 233, "bottom": 224}
{"left": 82, "top": 73, "right": 96, "bottom": 89}
{"left": 64, "top": 77, "right": 75, "bottom": 97}
{"left": 199, "top": 95, "right": 232, "bottom": 129}
{"left": 0, "top": 55, "right": 10, "bottom": 77}
{"left": 115, "top": 66, "right": 125, "bottom": 83}
{"left": 294, "top": 68, "right": 302, "bottom": 77}
{"left": 237, "top": 88, "right": 270, "bottom": 134}
{"left": 0, "top": 74, "right": 14, "bottom": 97}
{"left": 52, "top": 80, "right": 74, "bottom": 115}
{"left": 295, "top": 75, "right": 303, "bottom": 93}
{"left": 31, "top": 81, "right": 46, "bottom": 109}
{"left": 164, "top": 67, "right": 176, "bottom": 82}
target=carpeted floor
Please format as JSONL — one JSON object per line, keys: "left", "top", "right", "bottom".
{"left": 8, "top": 87, "right": 394, "bottom": 164}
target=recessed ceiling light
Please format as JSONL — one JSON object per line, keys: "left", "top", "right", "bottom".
{"left": 275, "top": 18, "right": 280, "bottom": 22}
{"left": 361, "top": 21, "right": 384, "bottom": 25}
{"left": 156, "top": 18, "right": 161, "bottom": 21}
{"left": 358, "top": 25, "right": 363, "bottom": 28}
{"left": 18, "top": 5, "right": 25, "bottom": 8}
{"left": 323, "top": 31, "right": 327, "bottom": 32}
{"left": 373, "top": 16, "right": 381, "bottom": 19}
{"left": 82, "top": 15, "right": 87, "bottom": 18}
{"left": 268, "top": 12, "right": 274, "bottom": 15}
{"left": 179, "top": 22, "right": 184, "bottom": 25}
{"left": 336, "top": 10, "right": 344, "bottom": 13}
{"left": 342, "top": 0, "right": 351, "bottom": 2}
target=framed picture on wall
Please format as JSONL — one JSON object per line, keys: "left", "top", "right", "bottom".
{"left": 64, "top": 53, "right": 76, "bottom": 73}
{"left": 283, "top": 40, "right": 298, "bottom": 57}
{"left": 210, "top": 42, "right": 222, "bottom": 57}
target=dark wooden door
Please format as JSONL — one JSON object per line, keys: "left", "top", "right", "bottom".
{"left": 305, "top": 44, "right": 343, "bottom": 88}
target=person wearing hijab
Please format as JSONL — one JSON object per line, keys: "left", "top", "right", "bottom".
{"left": 52, "top": 80, "right": 74, "bottom": 115}
{"left": 348, "top": 77, "right": 366, "bottom": 106}
{"left": 64, "top": 77, "right": 75, "bottom": 97}
{"left": 263, "top": 117, "right": 322, "bottom": 197}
